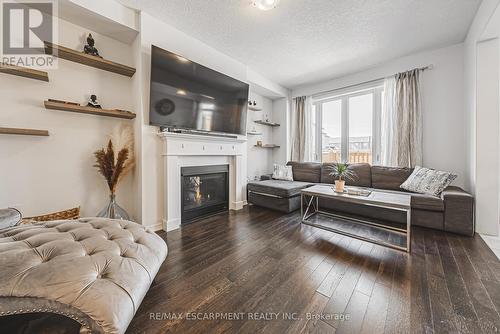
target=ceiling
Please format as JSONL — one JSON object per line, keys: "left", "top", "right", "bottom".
{"left": 118, "top": 0, "right": 481, "bottom": 89}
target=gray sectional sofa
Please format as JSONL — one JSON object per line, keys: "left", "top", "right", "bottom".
{"left": 247, "top": 162, "right": 474, "bottom": 236}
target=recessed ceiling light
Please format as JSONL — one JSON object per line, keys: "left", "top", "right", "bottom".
{"left": 253, "top": 0, "right": 280, "bottom": 11}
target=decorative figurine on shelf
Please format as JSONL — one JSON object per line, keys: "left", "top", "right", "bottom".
{"left": 256, "top": 140, "right": 263, "bottom": 147}
{"left": 83, "top": 33, "right": 101, "bottom": 57}
{"left": 87, "top": 94, "right": 102, "bottom": 108}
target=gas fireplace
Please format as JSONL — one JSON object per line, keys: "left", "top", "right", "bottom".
{"left": 181, "top": 165, "right": 229, "bottom": 224}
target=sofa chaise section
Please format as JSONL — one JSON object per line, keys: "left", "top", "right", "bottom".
{"left": 247, "top": 162, "right": 322, "bottom": 213}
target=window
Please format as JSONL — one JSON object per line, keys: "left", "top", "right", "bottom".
{"left": 313, "top": 83, "right": 383, "bottom": 165}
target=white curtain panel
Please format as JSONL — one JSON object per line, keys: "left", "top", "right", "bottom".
{"left": 381, "top": 76, "right": 396, "bottom": 166}
{"left": 381, "top": 69, "right": 423, "bottom": 168}
{"left": 291, "top": 96, "right": 313, "bottom": 162}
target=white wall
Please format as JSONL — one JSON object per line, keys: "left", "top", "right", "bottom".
{"left": 476, "top": 39, "right": 500, "bottom": 235}
{"left": 464, "top": 0, "right": 500, "bottom": 193}
{"left": 465, "top": 0, "right": 500, "bottom": 236}
{"left": 272, "top": 97, "right": 291, "bottom": 165}
{"left": 292, "top": 44, "right": 467, "bottom": 189}
{"left": 0, "top": 18, "right": 136, "bottom": 218}
{"left": 246, "top": 92, "right": 275, "bottom": 180}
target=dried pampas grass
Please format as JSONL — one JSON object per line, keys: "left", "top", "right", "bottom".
{"left": 94, "top": 125, "right": 135, "bottom": 193}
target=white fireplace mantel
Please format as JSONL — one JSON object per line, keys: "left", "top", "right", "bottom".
{"left": 159, "top": 131, "right": 248, "bottom": 231}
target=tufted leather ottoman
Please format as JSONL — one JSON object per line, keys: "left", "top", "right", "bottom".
{"left": 0, "top": 218, "right": 168, "bottom": 334}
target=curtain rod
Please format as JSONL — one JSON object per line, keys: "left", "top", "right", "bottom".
{"left": 310, "top": 64, "right": 434, "bottom": 99}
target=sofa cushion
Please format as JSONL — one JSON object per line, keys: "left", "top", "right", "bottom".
{"left": 371, "top": 166, "right": 414, "bottom": 190}
{"left": 410, "top": 193, "right": 444, "bottom": 212}
{"left": 321, "top": 163, "right": 372, "bottom": 187}
{"left": 248, "top": 180, "right": 313, "bottom": 198}
{"left": 369, "top": 187, "right": 444, "bottom": 212}
{"left": 272, "top": 164, "right": 293, "bottom": 181}
{"left": 400, "top": 166, "right": 457, "bottom": 196}
{"left": 286, "top": 162, "right": 321, "bottom": 183}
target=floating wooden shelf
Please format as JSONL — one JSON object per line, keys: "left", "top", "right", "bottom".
{"left": 0, "top": 127, "right": 49, "bottom": 136}
{"left": 254, "top": 120, "right": 280, "bottom": 127}
{"left": 44, "top": 41, "right": 136, "bottom": 77}
{"left": 0, "top": 63, "right": 48, "bottom": 81}
{"left": 44, "top": 100, "right": 136, "bottom": 120}
{"left": 248, "top": 106, "right": 263, "bottom": 111}
{"left": 254, "top": 144, "right": 280, "bottom": 148}
{"left": 247, "top": 131, "right": 262, "bottom": 135}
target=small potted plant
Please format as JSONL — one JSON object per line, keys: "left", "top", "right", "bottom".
{"left": 328, "top": 163, "right": 356, "bottom": 193}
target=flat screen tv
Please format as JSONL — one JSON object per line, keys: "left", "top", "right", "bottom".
{"left": 149, "top": 45, "right": 249, "bottom": 135}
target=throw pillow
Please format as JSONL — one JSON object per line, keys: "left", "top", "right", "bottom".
{"left": 272, "top": 164, "right": 294, "bottom": 181}
{"left": 400, "top": 166, "right": 456, "bottom": 196}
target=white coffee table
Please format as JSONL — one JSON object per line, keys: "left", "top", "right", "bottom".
{"left": 301, "top": 185, "right": 412, "bottom": 252}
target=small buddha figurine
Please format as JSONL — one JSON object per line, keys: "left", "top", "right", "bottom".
{"left": 87, "top": 94, "right": 101, "bottom": 109}
{"left": 83, "top": 33, "right": 100, "bottom": 57}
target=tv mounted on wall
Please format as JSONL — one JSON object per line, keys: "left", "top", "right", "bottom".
{"left": 149, "top": 45, "right": 249, "bottom": 136}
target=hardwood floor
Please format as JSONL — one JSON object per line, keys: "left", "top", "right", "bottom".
{"left": 127, "top": 206, "right": 500, "bottom": 334}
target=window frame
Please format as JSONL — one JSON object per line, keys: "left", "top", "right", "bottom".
{"left": 313, "top": 83, "right": 384, "bottom": 165}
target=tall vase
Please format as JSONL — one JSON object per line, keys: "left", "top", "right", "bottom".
{"left": 97, "top": 193, "right": 130, "bottom": 220}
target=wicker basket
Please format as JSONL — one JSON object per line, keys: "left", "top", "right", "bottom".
{"left": 21, "top": 207, "right": 80, "bottom": 224}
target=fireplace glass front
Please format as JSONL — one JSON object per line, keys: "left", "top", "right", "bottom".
{"left": 181, "top": 165, "right": 229, "bottom": 223}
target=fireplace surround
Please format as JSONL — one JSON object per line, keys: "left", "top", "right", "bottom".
{"left": 159, "top": 131, "right": 247, "bottom": 231}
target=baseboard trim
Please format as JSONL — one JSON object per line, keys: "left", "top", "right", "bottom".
{"left": 148, "top": 222, "right": 164, "bottom": 232}
{"left": 231, "top": 200, "right": 246, "bottom": 210}
{"left": 162, "top": 218, "right": 181, "bottom": 232}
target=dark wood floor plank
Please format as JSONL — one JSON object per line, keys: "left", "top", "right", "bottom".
{"left": 360, "top": 283, "right": 391, "bottom": 334}
{"left": 423, "top": 231, "right": 445, "bottom": 278}
{"left": 447, "top": 234, "right": 500, "bottom": 334}
{"left": 321, "top": 240, "right": 372, "bottom": 328}
{"left": 122, "top": 207, "right": 500, "bottom": 334}
{"left": 235, "top": 232, "right": 339, "bottom": 334}
{"left": 471, "top": 236, "right": 500, "bottom": 281}
{"left": 384, "top": 251, "right": 411, "bottom": 334}
{"left": 374, "top": 246, "right": 397, "bottom": 288}
{"left": 335, "top": 290, "right": 370, "bottom": 334}
{"left": 305, "top": 319, "right": 337, "bottom": 334}
{"left": 408, "top": 228, "right": 433, "bottom": 334}
{"left": 171, "top": 222, "right": 328, "bottom": 334}
{"left": 287, "top": 292, "right": 330, "bottom": 334}
{"left": 434, "top": 232, "right": 484, "bottom": 334}
{"left": 355, "top": 244, "right": 385, "bottom": 296}
{"left": 427, "top": 272, "right": 459, "bottom": 333}
{"left": 460, "top": 235, "right": 500, "bottom": 283}
{"left": 316, "top": 236, "right": 354, "bottom": 297}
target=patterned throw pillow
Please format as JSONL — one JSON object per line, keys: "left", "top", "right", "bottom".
{"left": 400, "top": 166, "right": 457, "bottom": 196}
{"left": 272, "top": 164, "right": 294, "bottom": 181}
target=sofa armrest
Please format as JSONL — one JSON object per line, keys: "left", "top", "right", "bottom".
{"left": 440, "top": 186, "right": 474, "bottom": 236}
